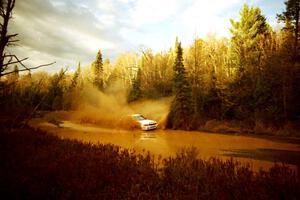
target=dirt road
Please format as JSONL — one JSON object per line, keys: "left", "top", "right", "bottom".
{"left": 29, "top": 119, "right": 300, "bottom": 171}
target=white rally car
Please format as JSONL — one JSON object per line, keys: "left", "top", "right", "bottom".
{"left": 130, "top": 114, "right": 158, "bottom": 131}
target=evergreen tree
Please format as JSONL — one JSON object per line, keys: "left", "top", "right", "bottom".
{"left": 203, "top": 68, "right": 223, "bottom": 119}
{"left": 70, "top": 62, "right": 81, "bottom": 90}
{"left": 47, "top": 68, "right": 66, "bottom": 110}
{"left": 175, "top": 36, "right": 179, "bottom": 51}
{"left": 277, "top": 0, "right": 300, "bottom": 121}
{"left": 93, "top": 50, "right": 103, "bottom": 90}
{"left": 64, "top": 63, "right": 82, "bottom": 110}
{"left": 166, "top": 42, "right": 194, "bottom": 130}
{"left": 229, "top": 4, "right": 269, "bottom": 122}
{"left": 277, "top": 0, "right": 300, "bottom": 58}
{"left": 127, "top": 68, "right": 142, "bottom": 102}
{"left": 230, "top": 4, "right": 269, "bottom": 74}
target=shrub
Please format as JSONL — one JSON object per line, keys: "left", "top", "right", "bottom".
{"left": 1, "top": 127, "right": 299, "bottom": 199}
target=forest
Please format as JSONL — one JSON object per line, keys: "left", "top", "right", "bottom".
{"left": 1, "top": 0, "right": 300, "bottom": 199}
{"left": 1, "top": 2, "right": 300, "bottom": 135}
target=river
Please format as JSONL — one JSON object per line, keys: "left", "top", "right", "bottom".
{"left": 29, "top": 119, "right": 300, "bottom": 171}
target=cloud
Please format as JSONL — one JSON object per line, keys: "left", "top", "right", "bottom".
{"left": 129, "top": 0, "right": 183, "bottom": 26}
{"left": 178, "top": 0, "right": 240, "bottom": 39}
{"left": 10, "top": 0, "right": 127, "bottom": 71}
{"left": 7, "top": 0, "right": 285, "bottom": 73}
{"left": 120, "top": 0, "right": 241, "bottom": 51}
{"left": 122, "top": 0, "right": 285, "bottom": 51}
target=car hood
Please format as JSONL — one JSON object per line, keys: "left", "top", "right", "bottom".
{"left": 138, "top": 119, "right": 157, "bottom": 125}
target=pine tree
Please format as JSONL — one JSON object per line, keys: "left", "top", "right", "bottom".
{"left": 47, "top": 68, "right": 66, "bottom": 110}
{"left": 175, "top": 36, "right": 179, "bottom": 51}
{"left": 229, "top": 4, "right": 269, "bottom": 122}
{"left": 230, "top": 4, "right": 269, "bottom": 74}
{"left": 127, "top": 68, "right": 142, "bottom": 102}
{"left": 70, "top": 62, "right": 81, "bottom": 90}
{"left": 93, "top": 50, "right": 103, "bottom": 90}
{"left": 277, "top": 0, "right": 300, "bottom": 58}
{"left": 277, "top": 0, "right": 300, "bottom": 121}
{"left": 166, "top": 42, "right": 194, "bottom": 130}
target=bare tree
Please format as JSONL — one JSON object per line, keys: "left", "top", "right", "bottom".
{"left": 0, "top": 0, "right": 54, "bottom": 77}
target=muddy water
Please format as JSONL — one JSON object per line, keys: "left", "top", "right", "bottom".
{"left": 30, "top": 119, "right": 300, "bottom": 171}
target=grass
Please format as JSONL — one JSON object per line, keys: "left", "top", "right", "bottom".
{"left": 1, "top": 125, "right": 299, "bottom": 200}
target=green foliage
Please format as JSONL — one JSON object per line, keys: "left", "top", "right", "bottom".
{"left": 69, "top": 62, "right": 81, "bottom": 90}
{"left": 230, "top": 4, "right": 269, "bottom": 73}
{"left": 139, "top": 50, "right": 173, "bottom": 98}
{"left": 153, "top": 54, "right": 173, "bottom": 97}
{"left": 203, "top": 87, "right": 223, "bottom": 119}
{"left": 46, "top": 68, "right": 67, "bottom": 110}
{"left": 93, "top": 50, "right": 104, "bottom": 90}
{"left": 167, "top": 42, "right": 194, "bottom": 130}
{"left": 127, "top": 67, "right": 142, "bottom": 102}
{"left": 62, "top": 63, "right": 83, "bottom": 110}
{"left": 278, "top": 0, "right": 300, "bottom": 22}
{"left": 227, "top": 4, "right": 271, "bottom": 126}
{"left": 277, "top": 0, "right": 300, "bottom": 121}
{"left": 1, "top": 2, "right": 300, "bottom": 134}
{"left": 277, "top": 0, "right": 300, "bottom": 58}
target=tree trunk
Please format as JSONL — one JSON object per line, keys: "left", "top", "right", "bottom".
{"left": 294, "top": 6, "right": 299, "bottom": 60}
{"left": 0, "top": 0, "right": 15, "bottom": 76}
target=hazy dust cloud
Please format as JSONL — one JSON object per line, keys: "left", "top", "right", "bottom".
{"left": 65, "top": 84, "right": 171, "bottom": 129}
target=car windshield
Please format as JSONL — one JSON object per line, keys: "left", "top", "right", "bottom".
{"left": 132, "top": 115, "right": 145, "bottom": 121}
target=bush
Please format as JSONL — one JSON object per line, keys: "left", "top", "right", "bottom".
{"left": 1, "top": 127, "right": 299, "bottom": 200}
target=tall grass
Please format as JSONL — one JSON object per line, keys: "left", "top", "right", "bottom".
{"left": 1, "top": 126, "right": 299, "bottom": 200}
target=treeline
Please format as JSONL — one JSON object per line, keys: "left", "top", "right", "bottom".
{"left": 135, "top": 3, "right": 300, "bottom": 132}
{"left": 118, "top": 3, "right": 300, "bottom": 132}
{"left": 1, "top": 2, "right": 300, "bottom": 133}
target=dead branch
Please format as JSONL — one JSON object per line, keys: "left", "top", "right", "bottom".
{"left": 7, "top": 33, "right": 17, "bottom": 38}
{"left": 2, "top": 57, "right": 28, "bottom": 68}
{"left": 8, "top": 39, "right": 19, "bottom": 43}
{"left": 1, "top": 62, "right": 56, "bottom": 76}
{"left": 1, "top": 0, "right": 55, "bottom": 78}
{"left": 6, "top": 55, "right": 29, "bottom": 70}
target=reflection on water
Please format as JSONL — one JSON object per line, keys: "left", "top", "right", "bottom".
{"left": 30, "top": 119, "right": 300, "bottom": 171}
{"left": 223, "top": 148, "right": 300, "bottom": 165}
{"left": 139, "top": 132, "right": 156, "bottom": 140}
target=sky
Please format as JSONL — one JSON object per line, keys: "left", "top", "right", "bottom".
{"left": 9, "top": 0, "right": 285, "bottom": 72}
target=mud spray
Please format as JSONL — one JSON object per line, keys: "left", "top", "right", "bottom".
{"left": 68, "top": 82, "right": 171, "bottom": 129}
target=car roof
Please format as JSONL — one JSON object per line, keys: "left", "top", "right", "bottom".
{"left": 130, "top": 114, "right": 143, "bottom": 116}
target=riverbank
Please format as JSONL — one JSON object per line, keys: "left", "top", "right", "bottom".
{"left": 199, "top": 119, "right": 300, "bottom": 139}
{"left": 42, "top": 111, "right": 300, "bottom": 144}
{"left": 1, "top": 119, "right": 299, "bottom": 199}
